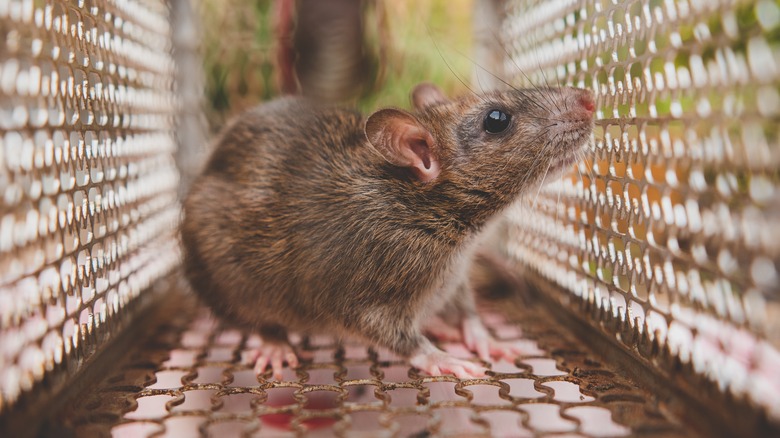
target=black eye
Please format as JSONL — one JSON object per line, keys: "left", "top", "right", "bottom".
{"left": 483, "top": 109, "right": 511, "bottom": 134}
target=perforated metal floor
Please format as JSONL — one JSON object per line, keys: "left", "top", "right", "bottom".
{"left": 48, "top": 286, "right": 693, "bottom": 438}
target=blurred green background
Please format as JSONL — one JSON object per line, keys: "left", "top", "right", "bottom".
{"left": 198, "top": 0, "right": 475, "bottom": 130}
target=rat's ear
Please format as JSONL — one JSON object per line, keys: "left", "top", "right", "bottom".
{"left": 411, "top": 83, "right": 450, "bottom": 110}
{"left": 364, "top": 108, "right": 440, "bottom": 183}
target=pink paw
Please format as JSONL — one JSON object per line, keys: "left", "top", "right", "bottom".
{"left": 410, "top": 350, "right": 486, "bottom": 378}
{"left": 423, "top": 316, "right": 463, "bottom": 342}
{"left": 463, "top": 317, "right": 524, "bottom": 362}
{"left": 249, "top": 343, "right": 299, "bottom": 380}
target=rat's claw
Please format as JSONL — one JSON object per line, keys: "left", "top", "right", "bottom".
{"left": 462, "top": 316, "right": 492, "bottom": 361}
{"left": 249, "top": 343, "right": 298, "bottom": 380}
{"left": 410, "top": 350, "right": 486, "bottom": 378}
{"left": 449, "top": 365, "right": 466, "bottom": 378}
{"left": 458, "top": 360, "right": 487, "bottom": 377}
{"left": 271, "top": 356, "right": 283, "bottom": 379}
{"left": 286, "top": 351, "right": 299, "bottom": 368}
{"left": 253, "top": 356, "right": 269, "bottom": 375}
{"left": 475, "top": 339, "right": 491, "bottom": 363}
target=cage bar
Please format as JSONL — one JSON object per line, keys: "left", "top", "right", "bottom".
{"left": 1, "top": 0, "right": 778, "bottom": 437}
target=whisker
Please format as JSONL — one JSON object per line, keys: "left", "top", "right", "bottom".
{"left": 488, "top": 27, "right": 561, "bottom": 118}
{"left": 482, "top": 48, "right": 549, "bottom": 115}
{"left": 513, "top": 132, "right": 555, "bottom": 202}
{"left": 528, "top": 32, "right": 562, "bottom": 113}
{"left": 575, "top": 158, "right": 584, "bottom": 183}
{"left": 531, "top": 160, "right": 552, "bottom": 211}
{"left": 512, "top": 114, "right": 565, "bottom": 123}
{"left": 475, "top": 67, "right": 486, "bottom": 94}
{"left": 451, "top": 44, "right": 555, "bottom": 116}
{"left": 452, "top": 46, "right": 520, "bottom": 93}
{"left": 507, "top": 126, "right": 552, "bottom": 195}
{"left": 555, "top": 171, "right": 564, "bottom": 223}
{"left": 493, "top": 30, "right": 537, "bottom": 88}
{"left": 425, "top": 24, "right": 483, "bottom": 102}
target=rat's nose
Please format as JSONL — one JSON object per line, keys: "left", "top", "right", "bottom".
{"left": 578, "top": 90, "right": 595, "bottom": 114}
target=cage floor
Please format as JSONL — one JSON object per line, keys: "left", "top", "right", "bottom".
{"left": 51, "top": 288, "right": 690, "bottom": 437}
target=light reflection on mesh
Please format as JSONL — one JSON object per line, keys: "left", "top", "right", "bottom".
{"left": 1, "top": 0, "right": 778, "bottom": 435}
{"left": 77, "top": 301, "right": 665, "bottom": 437}
{"left": 0, "top": 0, "right": 180, "bottom": 412}
{"left": 501, "top": 0, "right": 780, "bottom": 422}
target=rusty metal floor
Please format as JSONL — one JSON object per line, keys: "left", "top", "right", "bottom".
{"left": 44, "top": 286, "right": 695, "bottom": 438}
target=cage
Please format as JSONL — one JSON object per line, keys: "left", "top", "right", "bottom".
{"left": 0, "top": 0, "right": 778, "bottom": 437}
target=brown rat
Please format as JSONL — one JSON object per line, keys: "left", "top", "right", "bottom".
{"left": 181, "top": 83, "right": 594, "bottom": 379}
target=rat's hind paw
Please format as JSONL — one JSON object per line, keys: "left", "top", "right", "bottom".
{"left": 249, "top": 343, "right": 299, "bottom": 380}
{"left": 462, "top": 317, "right": 524, "bottom": 362}
{"left": 409, "top": 350, "right": 486, "bottom": 379}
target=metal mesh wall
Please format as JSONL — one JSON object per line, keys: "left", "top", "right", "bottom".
{"left": 502, "top": 0, "right": 780, "bottom": 422}
{"left": 0, "top": 0, "right": 181, "bottom": 413}
{"left": 2, "top": 0, "right": 779, "bottom": 436}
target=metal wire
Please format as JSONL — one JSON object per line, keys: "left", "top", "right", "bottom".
{"left": 2, "top": 0, "right": 779, "bottom": 436}
{"left": 52, "top": 292, "right": 685, "bottom": 437}
{"left": 502, "top": 0, "right": 780, "bottom": 423}
{"left": 0, "top": 0, "right": 181, "bottom": 413}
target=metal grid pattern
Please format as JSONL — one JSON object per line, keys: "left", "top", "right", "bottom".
{"left": 0, "top": 0, "right": 181, "bottom": 412}
{"left": 55, "top": 291, "right": 687, "bottom": 437}
{"left": 502, "top": 0, "right": 780, "bottom": 422}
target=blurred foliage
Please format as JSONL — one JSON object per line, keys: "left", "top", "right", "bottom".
{"left": 198, "top": 0, "right": 474, "bottom": 129}
{"left": 198, "top": 0, "right": 277, "bottom": 129}
{"left": 357, "top": 0, "right": 475, "bottom": 112}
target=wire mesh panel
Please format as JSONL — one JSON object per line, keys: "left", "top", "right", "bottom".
{"left": 0, "top": 0, "right": 181, "bottom": 413}
{"left": 502, "top": 0, "right": 780, "bottom": 424}
{"left": 2, "top": 0, "right": 778, "bottom": 435}
{"left": 55, "top": 292, "right": 689, "bottom": 437}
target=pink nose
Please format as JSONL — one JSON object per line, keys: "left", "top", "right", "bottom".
{"left": 579, "top": 91, "right": 595, "bottom": 113}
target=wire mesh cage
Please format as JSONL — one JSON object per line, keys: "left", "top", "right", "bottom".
{"left": 0, "top": 0, "right": 778, "bottom": 437}
{"left": 501, "top": 0, "right": 780, "bottom": 427}
{"left": 0, "top": 0, "right": 183, "bottom": 415}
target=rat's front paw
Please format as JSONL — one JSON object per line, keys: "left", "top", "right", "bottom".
{"left": 409, "top": 350, "right": 485, "bottom": 378}
{"left": 249, "top": 343, "right": 299, "bottom": 380}
{"left": 462, "top": 317, "right": 524, "bottom": 362}
{"left": 423, "top": 315, "right": 463, "bottom": 342}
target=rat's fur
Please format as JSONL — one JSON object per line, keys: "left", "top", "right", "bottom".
{"left": 181, "top": 86, "right": 593, "bottom": 360}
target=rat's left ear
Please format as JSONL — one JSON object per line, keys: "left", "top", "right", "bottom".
{"left": 364, "top": 108, "right": 440, "bottom": 183}
{"left": 411, "top": 83, "right": 450, "bottom": 110}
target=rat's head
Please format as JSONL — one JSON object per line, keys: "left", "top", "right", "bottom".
{"left": 364, "top": 83, "right": 594, "bottom": 222}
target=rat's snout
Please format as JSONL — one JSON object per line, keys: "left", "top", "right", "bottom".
{"left": 537, "top": 87, "right": 596, "bottom": 124}
{"left": 578, "top": 89, "right": 595, "bottom": 114}
{"left": 558, "top": 88, "right": 595, "bottom": 124}
{"left": 540, "top": 87, "right": 595, "bottom": 155}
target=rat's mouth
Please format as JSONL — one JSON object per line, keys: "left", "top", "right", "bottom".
{"left": 526, "top": 118, "right": 591, "bottom": 189}
{"left": 550, "top": 140, "right": 587, "bottom": 176}
{"left": 551, "top": 156, "right": 576, "bottom": 176}
{"left": 549, "top": 119, "right": 592, "bottom": 172}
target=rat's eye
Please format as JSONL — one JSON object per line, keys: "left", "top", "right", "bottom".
{"left": 483, "top": 109, "right": 511, "bottom": 134}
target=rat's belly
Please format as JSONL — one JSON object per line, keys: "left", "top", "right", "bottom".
{"left": 419, "top": 221, "right": 500, "bottom": 320}
{"left": 420, "top": 251, "right": 472, "bottom": 319}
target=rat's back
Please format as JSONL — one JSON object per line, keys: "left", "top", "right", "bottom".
{"left": 180, "top": 97, "right": 370, "bottom": 332}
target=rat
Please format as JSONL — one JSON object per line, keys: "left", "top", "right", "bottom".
{"left": 180, "top": 83, "right": 594, "bottom": 379}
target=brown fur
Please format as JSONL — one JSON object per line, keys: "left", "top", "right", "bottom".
{"left": 181, "top": 87, "right": 593, "bottom": 357}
